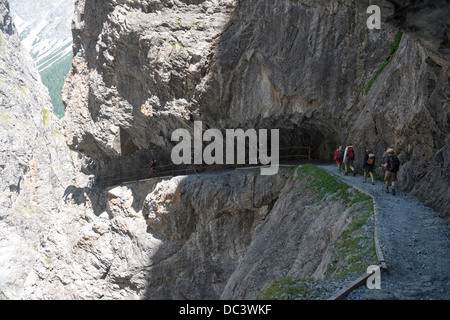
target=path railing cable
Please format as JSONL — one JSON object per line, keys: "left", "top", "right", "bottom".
{"left": 88, "top": 150, "right": 389, "bottom": 300}
{"left": 93, "top": 146, "right": 312, "bottom": 188}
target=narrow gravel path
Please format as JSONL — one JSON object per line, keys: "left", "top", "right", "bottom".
{"left": 317, "top": 164, "right": 449, "bottom": 300}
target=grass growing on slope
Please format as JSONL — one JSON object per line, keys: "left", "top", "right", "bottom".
{"left": 257, "top": 276, "right": 325, "bottom": 300}
{"left": 297, "top": 164, "right": 373, "bottom": 206}
{"left": 296, "top": 164, "right": 372, "bottom": 206}
{"left": 296, "top": 164, "right": 348, "bottom": 199}
{"left": 327, "top": 203, "right": 378, "bottom": 279}
{"left": 364, "top": 31, "right": 403, "bottom": 94}
{"left": 258, "top": 164, "right": 377, "bottom": 300}
{"left": 43, "top": 108, "right": 51, "bottom": 127}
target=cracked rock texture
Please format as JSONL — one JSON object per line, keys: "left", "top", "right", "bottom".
{"left": 0, "top": 0, "right": 78, "bottom": 298}
{"left": 0, "top": 0, "right": 449, "bottom": 300}
{"left": 63, "top": 0, "right": 448, "bottom": 216}
{"left": 10, "top": 167, "right": 373, "bottom": 299}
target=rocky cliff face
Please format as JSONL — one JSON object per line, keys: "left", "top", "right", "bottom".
{"left": 0, "top": 0, "right": 374, "bottom": 297}
{"left": 0, "top": 0, "right": 78, "bottom": 297}
{"left": 9, "top": 166, "right": 373, "bottom": 300}
{"left": 63, "top": 0, "right": 449, "bottom": 216}
{"left": 353, "top": 0, "right": 450, "bottom": 217}
{"left": 1, "top": 0, "right": 448, "bottom": 300}
{"left": 357, "top": 0, "right": 450, "bottom": 62}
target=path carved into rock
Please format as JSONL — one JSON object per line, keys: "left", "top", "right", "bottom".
{"left": 318, "top": 164, "right": 449, "bottom": 300}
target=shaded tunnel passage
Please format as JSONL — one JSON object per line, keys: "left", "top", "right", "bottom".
{"left": 94, "top": 150, "right": 156, "bottom": 188}
{"left": 279, "top": 126, "right": 337, "bottom": 162}
{"left": 120, "top": 127, "right": 139, "bottom": 157}
{"left": 91, "top": 121, "right": 340, "bottom": 188}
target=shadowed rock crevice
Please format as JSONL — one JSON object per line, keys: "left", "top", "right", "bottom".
{"left": 1, "top": 0, "right": 448, "bottom": 300}
{"left": 63, "top": 1, "right": 448, "bottom": 215}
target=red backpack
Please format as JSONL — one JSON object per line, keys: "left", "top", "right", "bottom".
{"left": 348, "top": 147, "right": 354, "bottom": 159}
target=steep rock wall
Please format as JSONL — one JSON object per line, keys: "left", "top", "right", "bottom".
{"left": 0, "top": 0, "right": 375, "bottom": 300}
{"left": 17, "top": 166, "right": 373, "bottom": 299}
{"left": 0, "top": 0, "right": 78, "bottom": 298}
{"left": 350, "top": 34, "right": 449, "bottom": 215}
{"left": 63, "top": 0, "right": 449, "bottom": 215}
{"left": 353, "top": 0, "right": 449, "bottom": 217}
{"left": 62, "top": 0, "right": 395, "bottom": 178}
{"left": 1, "top": 0, "right": 447, "bottom": 300}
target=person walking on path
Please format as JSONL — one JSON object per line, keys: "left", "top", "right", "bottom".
{"left": 334, "top": 146, "right": 344, "bottom": 172}
{"left": 384, "top": 148, "right": 400, "bottom": 195}
{"left": 343, "top": 142, "right": 356, "bottom": 176}
{"left": 363, "top": 147, "right": 375, "bottom": 184}
{"left": 149, "top": 159, "right": 158, "bottom": 177}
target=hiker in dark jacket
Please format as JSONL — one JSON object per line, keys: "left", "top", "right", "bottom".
{"left": 334, "top": 146, "right": 344, "bottom": 172}
{"left": 384, "top": 148, "right": 400, "bottom": 195}
{"left": 363, "top": 147, "right": 375, "bottom": 185}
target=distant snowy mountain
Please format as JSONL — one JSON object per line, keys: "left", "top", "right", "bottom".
{"left": 9, "top": 0, "right": 73, "bottom": 72}
{"left": 9, "top": 0, "right": 74, "bottom": 118}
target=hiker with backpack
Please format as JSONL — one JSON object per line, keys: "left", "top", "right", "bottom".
{"left": 343, "top": 142, "right": 356, "bottom": 176}
{"left": 384, "top": 148, "right": 400, "bottom": 195}
{"left": 334, "top": 146, "right": 344, "bottom": 172}
{"left": 148, "top": 159, "right": 158, "bottom": 177}
{"left": 363, "top": 147, "right": 375, "bottom": 185}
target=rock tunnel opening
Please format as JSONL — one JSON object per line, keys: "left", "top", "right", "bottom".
{"left": 94, "top": 120, "right": 339, "bottom": 188}
{"left": 120, "top": 127, "right": 139, "bottom": 157}
{"left": 278, "top": 125, "right": 338, "bottom": 163}
{"left": 213, "top": 126, "right": 337, "bottom": 164}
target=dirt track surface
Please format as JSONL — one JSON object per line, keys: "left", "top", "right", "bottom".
{"left": 318, "top": 164, "right": 449, "bottom": 300}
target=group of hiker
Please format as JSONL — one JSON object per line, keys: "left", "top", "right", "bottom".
{"left": 334, "top": 143, "right": 400, "bottom": 195}
{"left": 148, "top": 144, "right": 401, "bottom": 195}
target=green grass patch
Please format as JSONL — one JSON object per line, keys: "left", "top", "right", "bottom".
{"left": 364, "top": 60, "right": 390, "bottom": 93}
{"left": 347, "top": 190, "right": 371, "bottom": 206}
{"left": 297, "top": 164, "right": 372, "bottom": 205}
{"left": 390, "top": 31, "right": 403, "bottom": 55}
{"left": 296, "top": 164, "right": 372, "bottom": 206}
{"left": 296, "top": 164, "right": 349, "bottom": 201}
{"left": 257, "top": 276, "right": 324, "bottom": 300}
{"left": 364, "top": 31, "right": 403, "bottom": 94}
{"left": 297, "top": 165, "right": 377, "bottom": 275}
{"left": 327, "top": 203, "right": 377, "bottom": 278}
{"left": 257, "top": 165, "right": 377, "bottom": 300}
{"left": 172, "top": 41, "right": 185, "bottom": 50}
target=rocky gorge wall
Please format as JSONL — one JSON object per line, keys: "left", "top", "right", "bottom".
{"left": 0, "top": 0, "right": 79, "bottom": 297}
{"left": 11, "top": 166, "right": 375, "bottom": 300}
{"left": 0, "top": 1, "right": 376, "bottom": 297}
{"left": 63, "top": 0, "right": 449, "bottom": 216}
{"left": 0, "top": 0, "right": 448, "bottom": 301}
